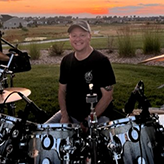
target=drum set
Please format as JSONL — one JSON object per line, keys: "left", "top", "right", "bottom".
{"left": 0, "top": 33, "right": 164, "bottom": 164}
{"left": 0, "top": 78, "right": 164, "bottom": 164}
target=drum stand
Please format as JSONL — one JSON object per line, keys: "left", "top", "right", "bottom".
{"left": 86, "top": 83, "right": 98, "bottom": 164}
{"left": 86, "top": 84, "right": 122, "bottom": 164}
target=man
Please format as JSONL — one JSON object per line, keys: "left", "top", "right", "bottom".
{"left": 45, "top": 20, "right": 116, "bottom": 125}
{"left": 0, "top": 51, "right": 9, "bottom": 61}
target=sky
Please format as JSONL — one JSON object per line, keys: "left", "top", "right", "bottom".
{"left": 1, "top": 0, "right": 164, "bottom": 18}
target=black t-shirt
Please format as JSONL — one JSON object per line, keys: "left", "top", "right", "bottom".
{"left": 59, "top": 49, "right": 116, "bottom": 122}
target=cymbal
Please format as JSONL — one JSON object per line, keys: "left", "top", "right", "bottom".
{"left": 0, "top": 87, "right": 31, "bottom": 104}
{"left": 132, "top": 108, "right": 164, "bottom": 115}
{"left": 139, "top": 54, "right": 164, "bottom": 63}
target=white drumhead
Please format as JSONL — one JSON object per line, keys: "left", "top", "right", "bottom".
{"left": 158, "top": 115, "right": 164, "bottom": 126}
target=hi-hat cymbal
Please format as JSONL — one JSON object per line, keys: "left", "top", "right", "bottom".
{"left": 139, "top": 54, "right": 164, "bottom": 63}
{"left": 0, "top": 87, "right": 31, "bottom": 104}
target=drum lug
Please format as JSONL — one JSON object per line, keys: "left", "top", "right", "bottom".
{"left": 6, "top": 143, "right": 13, "bottom": 156}
{"left": 58, "top": 137, "right": 76, "bottom": 162}
{"left": 12, "top": 129, "right": 20, "bottom": 138}
{"left": 42, "top": 158, "right": 51, "bottom": 164}
{"left": 55, "top": 138, "right": 62, "bottom": 159}
{"left": 128, "top": 127, "right": 140, "bottom": 142}
{"left": 107, "top": 133, "right": 122, "bottom": 162}
{"left": 42, "top": 134, "right": 54, "bottom": 150}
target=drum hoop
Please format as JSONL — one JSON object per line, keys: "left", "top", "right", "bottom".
{"left": 0, "top": 114, "right": 21, "bottom": 124}
{"left": 98, "top": 116, "right": 136, "bottom": 129}
{"left": 36, "top": 123, "right": 80, "bottom": 130}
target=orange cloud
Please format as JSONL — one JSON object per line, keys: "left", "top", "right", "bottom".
{"left": 0, "top": 0, "right": 109, "bottom": 14}
{"left": 1, "top": 0, "right": 164, "bottom": 16}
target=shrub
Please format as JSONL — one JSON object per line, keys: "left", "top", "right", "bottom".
{"left": 21, "top": 27, "right": 28, "bottom": 32}
{"left": 107, "top": 35, "right": 115, "bottom": 53}
{"left": 49, "top": 42, "right": 65, "bottom": 56}
{"left": 142, "top": 25, "right": 161, "bottom": 55}
{"left": 29, "top": 43, "right": 40, "bottom": 60}
{"left": 117, "top": 26, "right": 135, "bottom": 57}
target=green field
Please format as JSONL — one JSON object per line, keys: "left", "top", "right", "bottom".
{"left": 2, "top": 23, "right": 164, "bottom": 50}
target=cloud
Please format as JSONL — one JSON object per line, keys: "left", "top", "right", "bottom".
{"left": 104, "top": 0, "right": 119, "bottom": 2}
{"left": 138, "top": 3, "right": 160, "bottom": 7}
{"left": 110, "top": 6, "right": 142, "bottom": 15}
{"left": 109, "top": 3, "right": 164, "bottom": 16}
{"left": 0, "top": 0, "right": 22, "bottom": 2}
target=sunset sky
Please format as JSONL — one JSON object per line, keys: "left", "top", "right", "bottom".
{"left": 1, "top": 0, "right": 164, "bottom": 17}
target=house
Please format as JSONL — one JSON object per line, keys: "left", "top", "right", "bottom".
{"left": 3, "top": 17, "right": 28, "bottom": 29}
{"left": 0, "top": 14, "right": 13, "bottom": 23}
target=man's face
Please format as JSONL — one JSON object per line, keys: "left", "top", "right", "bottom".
{"left": 69, "top": 27, "right": 91, "bottom": 52}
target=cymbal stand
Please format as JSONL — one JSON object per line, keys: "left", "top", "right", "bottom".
{"left": 86, "top": 83, "right": 98, "bottom": 164}
{"left": 0, "top": 53, "right": 14, "bottom": 88}
{"left": 0, "top": 31, "right": 15, "bottom": 89}
{"left": 0, "top": 31, "right": 4, "bottom": 52}
{"left": 0, "top": 53, "right": 16, "bottom": 115}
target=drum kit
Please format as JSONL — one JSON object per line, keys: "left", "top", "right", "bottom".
{"left": 0, "top": 80, "right": 163, "bottom": 164}
{"left": 0, "top": 32, "right": 164, "bottom": 163}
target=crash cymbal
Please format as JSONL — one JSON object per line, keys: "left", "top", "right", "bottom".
{"left": 0, "top": 87, "right": 31, "bottom": 104}
{"left": 139, "top": 54, "right": 164, "bottom": 63}
{"left": 132, "top": 108, "right": 164, "bottom": 115}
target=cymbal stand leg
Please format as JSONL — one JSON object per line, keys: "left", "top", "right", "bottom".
{"left": 7, "top": 102, "right": 16, "bottom": 116}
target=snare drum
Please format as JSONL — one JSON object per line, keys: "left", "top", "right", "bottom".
{"left": 27, "top": 123, "right": 82, "bottom": 164}
{"left": 98, "top": 116, "right": 154, "bottom": 164}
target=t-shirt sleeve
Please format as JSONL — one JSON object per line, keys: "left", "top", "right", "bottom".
{"left": 97, "top": 57, "right": 116, "bottom": 87}
{"left": 59, "top": 57, "right": 69, "bottom": 84}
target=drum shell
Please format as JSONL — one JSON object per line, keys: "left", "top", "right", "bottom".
{"left": 27, "top": 123, "right": 80, "bottom": 164}
{"left": 99, "top": 117, "right": 154, "bottom": 164}
{"left": 0, "top": 114, "right": 30, "bottom": 163}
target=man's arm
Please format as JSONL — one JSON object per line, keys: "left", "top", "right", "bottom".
{"left": 94, "top": 86, "right": 113, "bottom": 117}
{"left": 58, "top": 83, "right": 70, "bottom": 123}
{"left": 0, "top": 51, "right": 9, "bottom": 61}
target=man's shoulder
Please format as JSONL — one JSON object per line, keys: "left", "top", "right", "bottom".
{"left": 62, "top": 52, "right": 74, "bottom": 61}
{"left": 92, "top": 49, "right": 108, "bottom": 60}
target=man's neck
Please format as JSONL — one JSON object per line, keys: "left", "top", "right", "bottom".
{"left": 75, "top": 46, "right": 93, "bottom": 61}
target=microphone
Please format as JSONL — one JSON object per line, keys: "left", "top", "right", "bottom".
{"left": 18, "top": 92, "right": 41, "bottom": 112}
{"left": 124, "top": 80, "right": 143, "bottom": 114}
{"left": 124, "top": 91, "right": 137, "bottom": 114}
{"left": 133, "top": 80, "right": 144, "bottom": 96}
{"left": 17, "top": 92, "right": 48, "bottom": 123}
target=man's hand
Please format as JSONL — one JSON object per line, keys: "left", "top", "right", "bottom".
{"left": 60, "top": 115, "right": 70, "bottom": 123}
{"left": 80, "top": 120, "right": 88, "bottom": 133}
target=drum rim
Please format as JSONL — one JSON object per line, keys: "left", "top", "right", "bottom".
{"left": 0, "top": 113, "right": 21, "bottom": 123}
{"left": 36, "top": 123, "right": 80, "bottom": 130}
{"left": 98, "top": 116, "right": 136, "bottom": 129}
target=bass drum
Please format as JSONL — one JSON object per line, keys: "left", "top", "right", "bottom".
{"left": 98, "top": 116, "right": 154, "bottom": 164}
{"left": 27, "top": 123, "right": 83, "bottom": 164}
